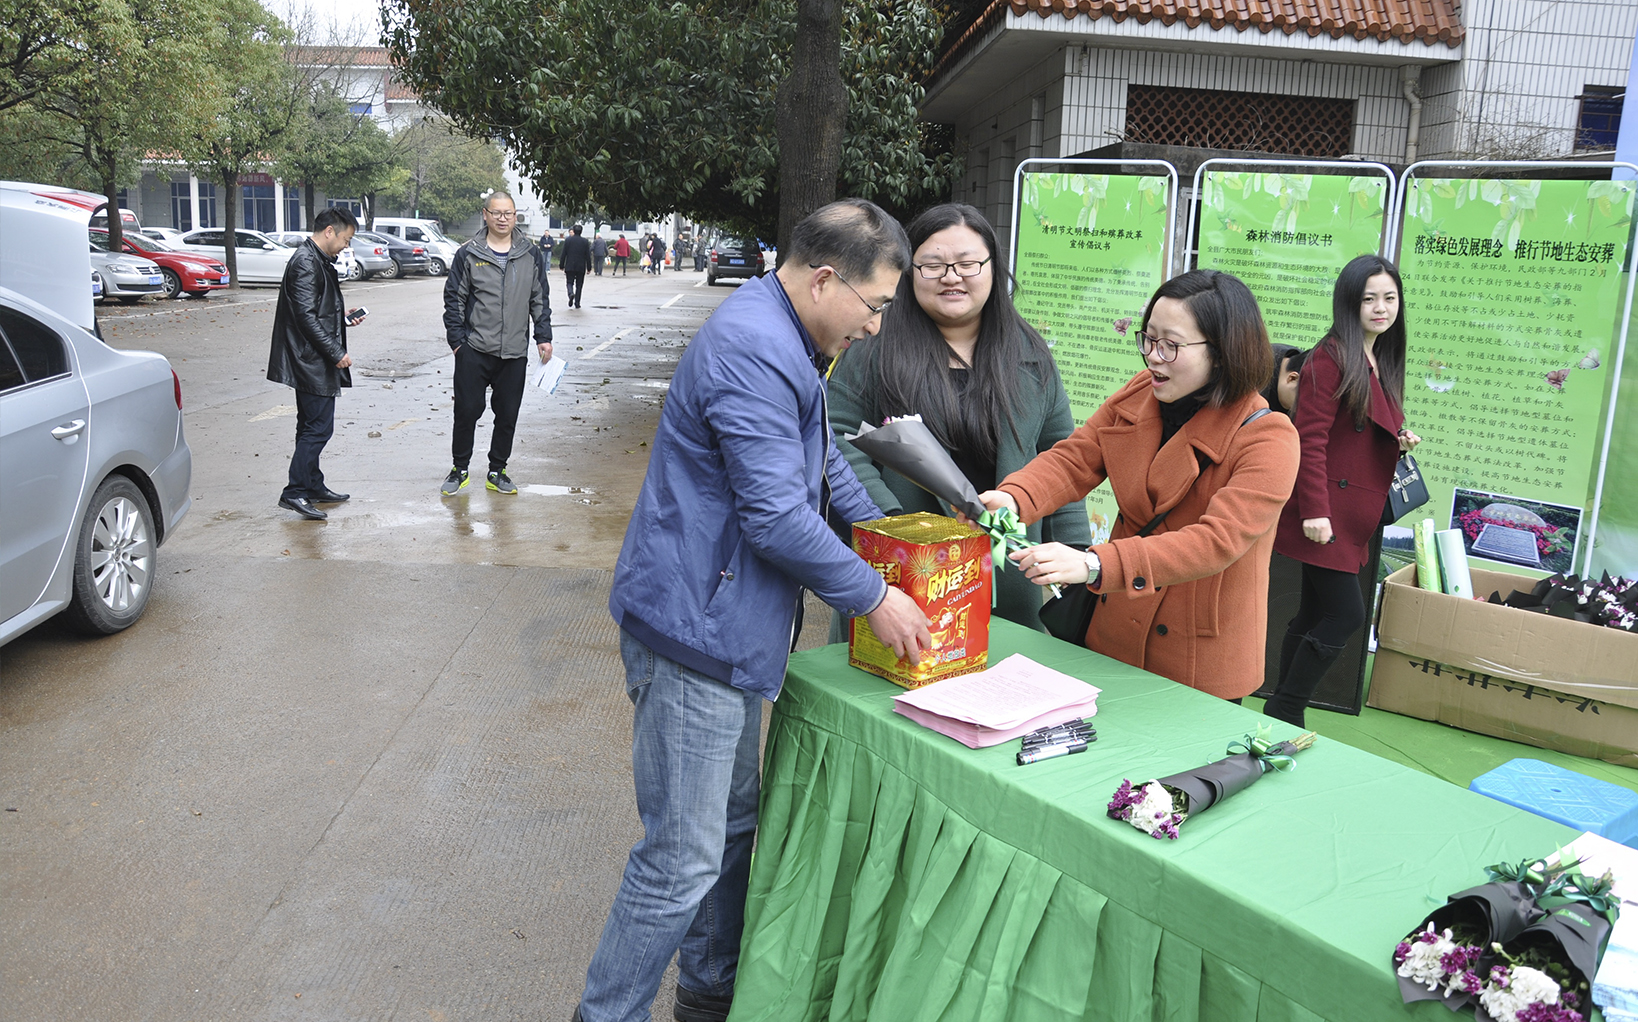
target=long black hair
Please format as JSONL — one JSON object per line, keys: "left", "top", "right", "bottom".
{"left": 872, "top": 203, "right": 1054, "bottom": 462}
{"left": 1325, "top": 254, "right": 1408, "bottom": 426}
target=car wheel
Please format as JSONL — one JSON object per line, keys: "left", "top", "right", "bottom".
{"left": 430, "top": 257, "right": 447, "bottom": 276}
{"left": 706, "top": 271, "right": 717, "bottom": 286}
{"left": 116, "top": 295, "right": 144, "bottom": 304}
{"left": 159, "top": 268, "right": 183, "bottom": 299}
{"left": 379, "top": 258, "right": 402, "bottom": 280}
{"left": 64, "top": 475, "right": 156, "bottom": 636}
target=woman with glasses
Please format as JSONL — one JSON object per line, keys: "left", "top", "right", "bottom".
{"left": 828, "top": 203, "right": 1090, "bottom": 630}
{"left": 973, "top": 270, "right": 1299, "bottom": 701}
{"left": 1262, "top": 256, "right": 1420, "bottom": 727}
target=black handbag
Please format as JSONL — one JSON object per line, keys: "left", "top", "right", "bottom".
{"left": 1038, "top": 408, "right": 1274, "bottom": 645}
{"left": 1387, "top": 453, "right": 1429, "bottom": 522}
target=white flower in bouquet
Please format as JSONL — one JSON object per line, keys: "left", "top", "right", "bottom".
{"left": 1395, "top": 924, "right": 1463, "bottom": 992}
{"left": 1477, "top": 964, "right": 1565, "bottom": 1022}
{"left": 1131, "top": 781, "right": 1178, "bottom": 835}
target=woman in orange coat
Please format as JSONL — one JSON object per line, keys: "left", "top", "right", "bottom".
{"left": 975, "top": 270, "right": 1300, "bottom": 699}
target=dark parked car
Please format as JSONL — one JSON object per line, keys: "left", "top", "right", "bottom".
{"left": 355, "top": 230, "right": 430, "bottom": 279}
{"left": 705, "top": 236, "right": 765, "bottom": 286}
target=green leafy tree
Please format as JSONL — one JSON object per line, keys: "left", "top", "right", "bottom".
{"left": 379, "top": 117, "right": 508, "bottom": 232}
{"left": 382, "top": 0, "right": 958, "bottom": 250}
{"left": 0, "top": 0, "right": 224, "bottom": 250}
{"left": 180, "top": 0, "right": 304, "bottom": 287}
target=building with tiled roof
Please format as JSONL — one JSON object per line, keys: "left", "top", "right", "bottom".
{"left": 927, "top": 0, "right": 1636, "bottom": 250}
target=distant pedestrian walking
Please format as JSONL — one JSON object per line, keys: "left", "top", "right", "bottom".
{"left": 613, "top": 234, "right": 630, "bottom": 275}
{"left": 693, "top": 240, "right": 706, "bottom": 271}
{"left": 648, "top": 234, "right": 665, "bottom": 274}
{"left": 267, "top": 207, "right": 362, "bottom": 521}
{"left": 591, "top": 233, "right": 608, "bottom": 276}
{"left": 538, "top": 229, "right": 556, "bottom": 265}
{"left": 560, "top": 224, "right": 592, "bottom": 309}
{"left": 440, "top": 191, "right": 553, "bottom": 497}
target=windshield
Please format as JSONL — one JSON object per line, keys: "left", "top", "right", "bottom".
{"left": 127, "top": 233, "right": 176, "bottom": 252}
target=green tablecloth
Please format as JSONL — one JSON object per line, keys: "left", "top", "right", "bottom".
{"left": 730, "top": 619, "right": 1578, "bottom": 1022}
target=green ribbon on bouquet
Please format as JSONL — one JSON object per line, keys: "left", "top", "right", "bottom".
{"left": 976, "top": 506, "right": 1029, "bottom": 571}
{"left": 1227, "top": 724, "right": 1317, "bottom": 774}
{"left": 974, "top": 506, "right": 1064, "bottom": 604}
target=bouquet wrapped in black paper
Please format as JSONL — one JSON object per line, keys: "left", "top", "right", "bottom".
{"left": 844, "top": 415, "right": 1047, "bottom": 593}
{"left": 1487, "top": 572, "right": 1638, "bottom": 632}
{"left": 1106, "top": 725, "right": 1315, "bottom": 840}
{"left": 1392, "top": 855, "right": 1619, "bottom": 1020}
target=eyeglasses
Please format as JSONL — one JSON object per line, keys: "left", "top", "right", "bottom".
{"left": 1136, "top": 330, "right": 1211, "bottom": 363}
{"left": 912, "top": 257, "right": 992, "bottom": 279}
{"left": 810, "top": 264, "right": 893, "bottom": 316}
{"left": 485, "top": 209, "right": 516, "bottom": 219}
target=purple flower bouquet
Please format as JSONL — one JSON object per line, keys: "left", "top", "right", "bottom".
{"left": 1106, "top": 725, "right": 1315, "bottom": 840}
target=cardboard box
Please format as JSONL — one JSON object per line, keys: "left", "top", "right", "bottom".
{"left": 1367, "top": 649, "right": 1638, "bottom": 769}
{"left": 1371, "top": 564, "right": 1638, "bottom": 767}
{"left": 849, "top": 513, "right": 991, "bottom": 688}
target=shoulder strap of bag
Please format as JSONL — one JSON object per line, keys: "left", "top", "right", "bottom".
{"left": 1132, "top": 407, "right": 1275, "bottom": 536}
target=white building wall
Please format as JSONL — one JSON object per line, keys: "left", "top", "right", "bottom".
{"left": 1437, "top": 0, "right": 1637, "bottom": 157}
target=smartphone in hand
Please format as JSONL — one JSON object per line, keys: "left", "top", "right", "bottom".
{"left": 346, "top": 306, "right": 368, "bottom": 326}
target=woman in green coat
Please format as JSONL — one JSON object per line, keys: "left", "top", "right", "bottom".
{"left": 828, "top": 202, "right": 1091, "bottom": 633}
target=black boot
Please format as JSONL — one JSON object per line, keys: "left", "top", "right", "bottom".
{"left": 1275, "top": 629, "right": 1303, "bottom": 695}
{"left": 1262, "top": 633, "right": 1345, "bottom": 728}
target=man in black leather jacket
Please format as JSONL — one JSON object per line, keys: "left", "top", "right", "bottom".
{"left": 266, "top": 207, "right": 363, "bottom": 520}
{"left": 559, "top": 224, "right": 592, "bottom": 308}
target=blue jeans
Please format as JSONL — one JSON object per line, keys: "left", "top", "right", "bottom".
{"left": 578, "top": 629, "right": 763, "bottom": 1022}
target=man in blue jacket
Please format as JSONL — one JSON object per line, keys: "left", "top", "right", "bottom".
{"left": 574, "top": 200, "right": 932, "bottom": 1022}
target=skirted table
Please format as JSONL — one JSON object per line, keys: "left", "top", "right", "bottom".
{"left": 728, "top": 619, "right": 1577, "bottom": 1022}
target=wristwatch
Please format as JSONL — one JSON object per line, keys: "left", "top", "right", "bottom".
{"left": 1084, "top": 549, "right": 1102, "bottom": 588}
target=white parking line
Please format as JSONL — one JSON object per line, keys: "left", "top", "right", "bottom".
{"left": 693, "top": 279, "right": 706, "bottom": 288}
{"left": 660, "top": 293, "right": 685, "bottom": 309}
{"left": 580, "top": 327, "right": 634, "bottom": 361}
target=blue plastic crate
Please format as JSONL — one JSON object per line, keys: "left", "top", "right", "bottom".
{"left": 1469, "top": 759, "right": 1638, "bottom": 848}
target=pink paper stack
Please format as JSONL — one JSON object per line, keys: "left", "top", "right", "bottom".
{"left": 890, "top": 653, "right": 1101, "bottom": 749}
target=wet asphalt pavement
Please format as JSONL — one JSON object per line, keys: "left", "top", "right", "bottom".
{"left": 0, "top": 266, "right": 801, "bottom": 1021}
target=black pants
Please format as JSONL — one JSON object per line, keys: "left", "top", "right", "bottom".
{"left": 592, "top": 258, "right": 602, "bottom": 276}
{"left": 613, "top": 256, "right": 627, "bottom": 275}
{"left": 451, "top": 348, "right": 527, "bottom": 474}
{"left": 283, "top": 389, "right": 335, "bottom": 501}
{"left": 1286, "top": 562, "right": 1367, "bottom": 647}
{"left": 565, "top": 270, "right": 585, "bottom": 307}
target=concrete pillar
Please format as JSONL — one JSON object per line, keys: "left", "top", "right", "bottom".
{"left": 274, "top": 179, "right": 285, "bottom": 233}
{"left": 188, "top": 174, "right": 201, "bottom": 231}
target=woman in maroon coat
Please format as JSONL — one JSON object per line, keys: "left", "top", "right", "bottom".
{"left": 1263, "top": 255, "right": 1421, "bottom": 726}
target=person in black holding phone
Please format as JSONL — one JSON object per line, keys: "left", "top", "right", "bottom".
{"left": 266, "top": 206, "right": 366, "bottom": 521}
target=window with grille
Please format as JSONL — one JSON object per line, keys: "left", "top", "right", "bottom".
{"left": 1124, "top": 86, "right": 1355, "bottom": 158}
{"left": 1576, "top": 87, "right": 1623, "bottom": 152}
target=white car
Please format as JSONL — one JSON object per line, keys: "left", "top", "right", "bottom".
{"left": 266, "top": 231, "right": 358, "bottom": 281}
{"left": 139, "top": 227, "right": 184, "bottom": 243}
{"left": 175, "top": 228, "right": 295, "bottom": 284}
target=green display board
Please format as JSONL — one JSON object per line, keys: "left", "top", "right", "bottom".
{"left": 1013, "top": 171, "right": 1172, "bottom": 543}
{"left": 1196, "top": 171, "right": 1389, "bottom": 349}
{"left": 1590, "top": 297, "right": 1638, "bottom": 577}
{"left": 1397, "top": 177, "right": 1636, "bottom": 577}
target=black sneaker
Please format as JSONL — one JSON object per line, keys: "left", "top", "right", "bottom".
{"left": 486, "top": 470, "right": 517, "bottom": 494}
{"left": 440, "top": 467, "right": 470, "bottom": 496}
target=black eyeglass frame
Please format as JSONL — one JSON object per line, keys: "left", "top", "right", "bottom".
{"left": 809, "top": 263, "right": 893, "bottom": 316}
{"left": 1136, "top": 330, "right": 1211, "bottom": 363}
{"left": 911, "top": 256, "right": 993, "bottom": 280}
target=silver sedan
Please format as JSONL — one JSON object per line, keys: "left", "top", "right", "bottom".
{"left": 0, "top": 287, "right": 192, "bottom": 643}
{"left": 88, "top": 243, "right": 164, "bottom": 304}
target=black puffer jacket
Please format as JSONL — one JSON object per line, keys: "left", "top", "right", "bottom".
{"left": 266, "top": 239, "right": 350, "bottom": 396}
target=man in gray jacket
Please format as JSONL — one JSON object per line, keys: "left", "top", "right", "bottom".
{"left": 440, "top": 191, "right": 553, "bottom": 496}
